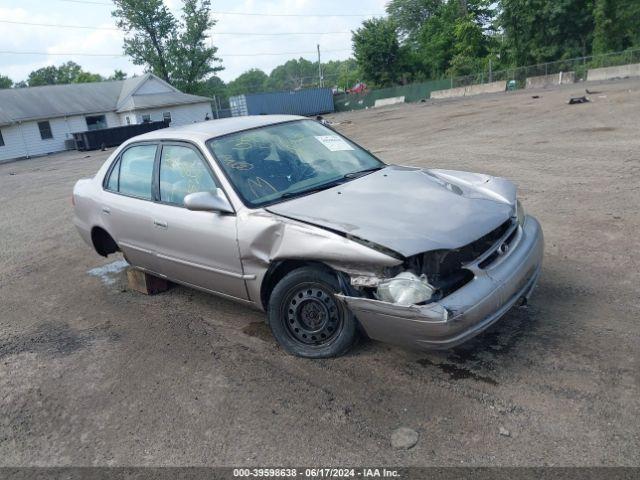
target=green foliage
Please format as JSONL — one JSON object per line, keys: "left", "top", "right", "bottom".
{"left": 266, "top": 58, "right": 317, "bottom": 91}
{"left": 226, "top": 69, "right": 269, "bottom": 97}
{"left": 196, "top": 75, "right": 226, "bottom": 98}
{"left": 353, "top": 17, "right": 407, "bottom": 87}
{"left": 415, "top": 1, "right": 458, "bottom": 78}
{"left": 0, "top": 74, "right": 13, "bottom": 89}
{"left": 26, "top": 61, "right": 104, "bottom": 87}
{"left": 323, "top": 59, "right": 361, "bottom": 90}
{"left": 385, "top": 0, "right": 497, "bottom": 80}
{"left": 592, "top": 0, "right": 640, "bottom": 54}
{"left": 499, "top": 0, "right": 594, "bottom": 66}
{"left": 109, "top": 70, "right": 128, "bottom": 80}
{"left": 112, "top": 0, "right": 222, "bottom": 93}
{"left": 446, "top": 13, "right": 490, "bottom": 76}
{"left": 386, "top": 0, "right": 442, "bottom": 42}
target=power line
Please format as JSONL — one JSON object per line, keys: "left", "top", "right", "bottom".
{"left": 0, "top": 19, "right": 117, "bottom": 31}
{"left": 212, "top": 11, "right": 382, "bottom": 17}
{"left": 0, "top": 19, "right": 352, "bottom": 35}
{"left": 55, "top": 0, "right": 384, "bottom": 16}
{"left": 0, "top": 49, "right": 352, "bottom": 57}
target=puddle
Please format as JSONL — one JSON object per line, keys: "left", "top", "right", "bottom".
{"left": 87, "top": 259, "right": 128, "bottom": 286}
{"left": 242, "top": 321, "right": 274, "bottom": 343}
{"left": 417, "top": 357, "right": 498, "bottom": 386}
{"left": 0, "top": 323, "right": 119, "bottom": 360}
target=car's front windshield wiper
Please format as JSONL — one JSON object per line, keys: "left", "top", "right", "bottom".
{"left": 342, "top": 166, "right": 385, "bottom": 179}
{"left": 271, "top": 166, "right": 385, "bottom": 203}
{"left": 277, "top": 179, "right": 345, "bottom": 200}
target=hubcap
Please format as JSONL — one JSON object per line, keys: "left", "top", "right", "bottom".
{"left": 284, "top": 285, "right": 341, "bottom": 345}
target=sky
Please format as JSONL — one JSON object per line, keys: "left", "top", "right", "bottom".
{"left": 0, "top": 0, "right": 387, "bottom": 84}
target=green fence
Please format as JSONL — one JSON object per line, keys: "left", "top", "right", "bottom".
{"left": 333, "top": 79, "right": 451, "bottom": 112}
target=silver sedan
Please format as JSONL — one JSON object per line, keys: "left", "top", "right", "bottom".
{"left": 73, "top": 115, "right": 544, "bottom": 358}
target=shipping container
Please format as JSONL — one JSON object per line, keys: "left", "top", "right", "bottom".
{"left": 229, "top": 88, "right": 334, "bottom": 117}
{"left": 72, "top": 120, "right": 169, "bottom": 151}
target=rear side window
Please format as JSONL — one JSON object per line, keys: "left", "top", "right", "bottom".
{"left": 109, "top": 145, "right": 157, "bottom": 200}
{"left": 159, "top": 145, "right": 217, "bottom": 206}
{"left": 105, "top": 158, "right": 120, "bottom": 191}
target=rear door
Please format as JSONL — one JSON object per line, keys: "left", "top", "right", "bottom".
{"left": 147, "top": 142, "right": 248, "bottom": 300}
{"left": 101, "top": 142, "right": 162, "bottom": 274}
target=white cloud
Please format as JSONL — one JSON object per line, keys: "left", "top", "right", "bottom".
{"left": 0, "top": 0, "right": 387, "bottom": 84}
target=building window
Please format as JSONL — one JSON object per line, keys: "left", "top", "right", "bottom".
{"left": 0, "top": 129, "right": 4, "bottom": 147}
{"left": 126, "top": 116, "right": 131, "bottom": 125}
{"left": 86, "top": 115, "right": 107, "bottom": 131}
{"left": 38, "top": 121, "right": 53, "bottom": 140}
{"left": 162, "top": 111, "right": 171, "bottom": 123}
{"left": 141, "top": 114, "right": 151, "bottom": 123}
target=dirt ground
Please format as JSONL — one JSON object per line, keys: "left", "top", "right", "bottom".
{"left": 0, "top": 78, "right": 638, "bottom": 467}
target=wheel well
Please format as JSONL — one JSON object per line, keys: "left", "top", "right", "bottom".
{"left": 260, "top": 260, "right": 335, "bottom": 310}
{"left": 91, "top": 227, "right": 119, "bottom": 257}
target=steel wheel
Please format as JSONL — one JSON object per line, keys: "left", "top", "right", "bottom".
{"left": 283, "top": 283, "right": 343, "bottom": 346}
{"left": 267, "top": 266, "right": 358, "bottom": 358}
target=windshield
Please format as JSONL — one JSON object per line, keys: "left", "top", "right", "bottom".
{"left": 206, "top": 119, "right": 385, "bottom": 207}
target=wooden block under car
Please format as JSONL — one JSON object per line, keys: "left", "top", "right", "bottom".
{"left": 126, "top": 268, "right": 169, "bottom": 295}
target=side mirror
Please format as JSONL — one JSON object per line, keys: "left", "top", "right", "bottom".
{"left": 184, "top": 189, "right": 234, "bottom": 214}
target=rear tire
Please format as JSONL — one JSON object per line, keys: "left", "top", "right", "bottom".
{"left": 267, "top": 266, "right": 358, "bottom": 358}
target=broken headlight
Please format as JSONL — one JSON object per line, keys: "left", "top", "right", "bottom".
{"left": 376, "top": 272, "right": 435, "bottom": 306}
{"left": 516, "top": 199, "right": 525, "bottom": 226}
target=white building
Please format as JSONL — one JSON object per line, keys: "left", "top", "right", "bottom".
{"left": 0, "top": 73, "right": 213, "bottom": 163}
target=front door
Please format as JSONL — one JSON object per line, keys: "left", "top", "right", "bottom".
{"left": 148, "top": 143, "right": 247, "bottom": 300}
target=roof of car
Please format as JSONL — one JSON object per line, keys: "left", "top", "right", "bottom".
{"left": 132, "top": 115, "right": 307, "bottom": 143}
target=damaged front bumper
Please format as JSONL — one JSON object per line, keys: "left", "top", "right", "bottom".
{"left": 335, "top": 215, "right": 544, "bottom": 350}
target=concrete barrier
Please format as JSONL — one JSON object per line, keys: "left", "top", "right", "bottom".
{"left": 374, "top": 96, "right": 405, "bottom": 108}
{"left": 526, "top": 71, "right": 576, "bottom": 89}
{"left": 587, "top": 63, "right": 640, "bottom": 82}
{"left": 430, "top": 81, "right": 506, "bottom": 100}
{"left": 430, "top": 86, "right": 466, "bottom": 99}
{"left": 465, "top": 81, "right": 507, "bottom": 96}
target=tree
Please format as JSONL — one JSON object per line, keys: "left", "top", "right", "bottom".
{"left": 196, "top": 75, "right": 227, "bottom": 105}
{"left": 110, "top": 69, "right": 128, "bottom": 80}
{"left": 446, "top": 13, "right": 489, "bottom": 76}
{"left": 113, "top": 0, "right": 222, "bottom": 93}
{"left": 386, "top": 0, "right": 443, "bottom": 42}
{"left": 226, "top": 69, "right": 269, "bottom": 96}
{"left": 592, "top": 0, "right": 640, "bottom": 54}
{"left": 0, "top": 75, "right": 13, "bottom": 89}
{"left": 26, "top": 61, "right": 104, "bottom": 87}
{"left": 415, "top": 1, "right": 459, "bottom": 78}
{"left": 499, "top": 0, "right": 594, "bottom": 66}
{"left": 266, "top": 58, "right": 317, "bottom": 91}
{"left": 323, "top": 59, "right": 360, "bottom": 90}
{"left": 353, "top": 18, "right": 406, "bottom": 86}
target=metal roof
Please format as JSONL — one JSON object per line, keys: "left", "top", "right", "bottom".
{"left": 0, "top": 74, "right": 211, "bottom": 126}
{"left": 131, "top": 115, "right": 306, "bottom": 142}
{"left": 116, "top": 91, "right": 213, "bottom": 113}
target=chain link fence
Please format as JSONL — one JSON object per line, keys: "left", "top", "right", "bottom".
{"left": 334, "top": 48, "right": 640, "bottom": 112}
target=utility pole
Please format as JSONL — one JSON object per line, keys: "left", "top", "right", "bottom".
{"left": 317, "top": 44, "right": 323, "bottom": 88}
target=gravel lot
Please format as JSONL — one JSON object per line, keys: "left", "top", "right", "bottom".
{"left": 0, "top": 78, "right": 638, "bottom": 467}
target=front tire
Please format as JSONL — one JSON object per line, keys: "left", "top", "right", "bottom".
{"left": 267, "top": 267, "right": 358, "bottom": 358}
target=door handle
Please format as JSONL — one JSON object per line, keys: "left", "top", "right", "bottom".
{"left": 101, "top": 207, "right": 111, "bottom": 215}
{"left": 153, "top": 219, "right": 168, "bottom": 229}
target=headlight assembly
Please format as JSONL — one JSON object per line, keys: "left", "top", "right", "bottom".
{"left": 376, "top": 272, "right": 435, "bottom": 306}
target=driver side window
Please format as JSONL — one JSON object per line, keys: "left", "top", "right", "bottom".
{"left": 159, "top": 145, "right": 218, "bottom": 206}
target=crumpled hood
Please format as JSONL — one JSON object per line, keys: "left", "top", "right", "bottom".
{"left": 266, "top": 165, "right": 516, "bottom": 258}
